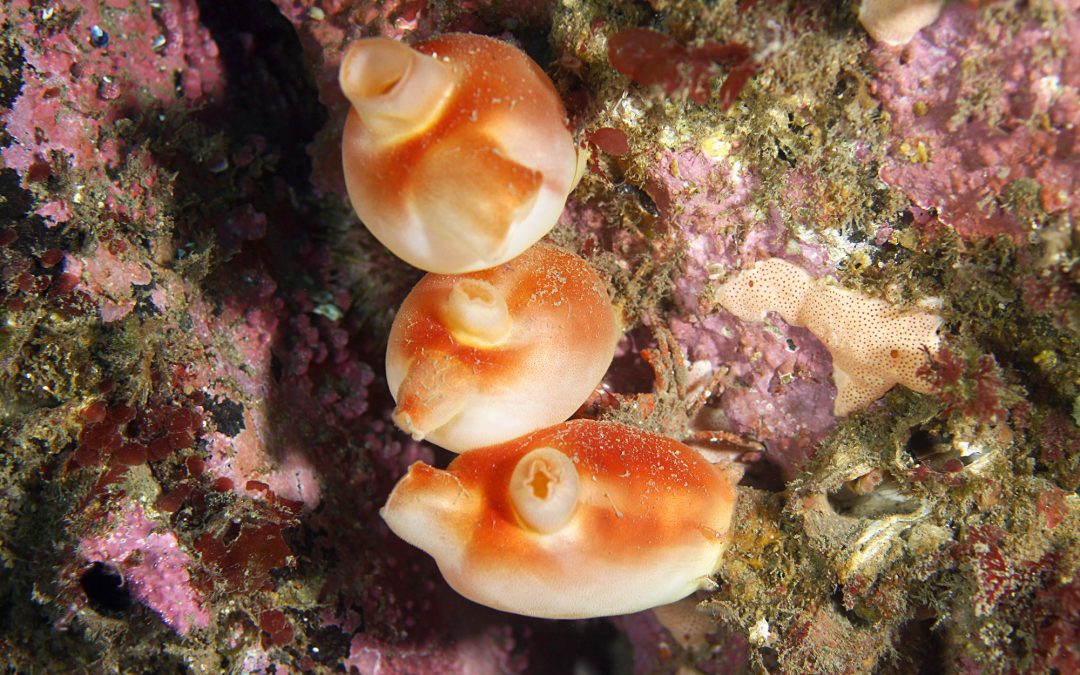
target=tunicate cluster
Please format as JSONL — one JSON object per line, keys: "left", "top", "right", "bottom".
{"left": 340, "top": 33, "right": 742, "bottom": 619}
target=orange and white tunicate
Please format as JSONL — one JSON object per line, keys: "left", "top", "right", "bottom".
{"left": 339, "top": 33, "right": 581, "bottom": 274}
{"left": 380, "top": 419, "right": 742, "bottom": 619}
{"left": 386, "top": 242, "right": 619, "bottom": 453}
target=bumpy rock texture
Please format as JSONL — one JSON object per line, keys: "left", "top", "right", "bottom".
{"left": 0, "top": 0, "right": 1077, "bottom": 673}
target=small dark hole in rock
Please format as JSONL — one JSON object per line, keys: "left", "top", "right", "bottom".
{"left": 81, "top": 561, "right": 133, "bottom": 613}
{"left": 124, "top": 419, "right": 142, "bottom": 438}
{"left": 905, "top": 427, "right": 950, "bottom": 458}
{"left": 759, "top": 646, "right": 780, "bottom": 671}
{"left": 831, "top": 587, "right": 872, "bottom": 628}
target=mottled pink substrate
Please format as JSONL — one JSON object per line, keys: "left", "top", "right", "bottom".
{"left": 75, "top": 240, "right": 152, "bottom": 322}
{"left": 641, "top": 147, "right": 838, "bottom": 479}
{"left": 346, "top": 622, "right": 520, "bottom": 675}
{"left": 184, "top": 269, "right": 323, "bottom": 509}
{"left": 871, "top": 1, "right": 1080, "bottom": 241}
{"left": 608, "top": 611, "right": 671, "bottom": 674}
{"left": 79, "top": 501, "right": 210, "bottom": 634}
{"left": 609, "top": 610, "right": 751, "bottom": 674}
{"left": 0, "top": 0, "right": 224, "bottom": 222}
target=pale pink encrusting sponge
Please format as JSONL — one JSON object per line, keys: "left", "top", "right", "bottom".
{"left": 339, "top": 33, "right": 581, "bottom": 274}
{"left": 715, "top": 258, "right": 941, "bottom": 414}
{"left": 79, "top": 501, "right": 210, "bottom": 634}
{"left": 386, "top": 242, "right": 620, "bottom": 453}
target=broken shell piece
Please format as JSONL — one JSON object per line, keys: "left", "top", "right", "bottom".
{"left": 858, "top": 0, "right": 945, "bottom": 46}
{"left": 340, "top": 33, "right": 580, "bottom": 273}
{"left": 715, "top": 258, "right": 941, "bottom": 415}
{"left": 386, "top": 243, "right": 620, "bottom": 452}
{"left": 379, "top": 419, "right": 742, "bottom": 619}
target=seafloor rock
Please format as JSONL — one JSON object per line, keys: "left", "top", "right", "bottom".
{"left": 77, "top": 500, "right": 210, "bottom": 634}
{"left": 0, "top": 0, "right": 1077, "bottom": 673}
{"left": 871, "top": 0, "right": 1080, "bottom": 242}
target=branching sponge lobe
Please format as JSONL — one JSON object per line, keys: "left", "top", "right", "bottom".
{"left": 715, "top": 258, "right": 941, "bottom": 414}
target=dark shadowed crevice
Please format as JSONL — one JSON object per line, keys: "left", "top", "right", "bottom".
{"left": 80, "top": 562, "right": 133, "bottom": 614}
{"left": 194, "top": 0, "right": 326, "bottom": 187}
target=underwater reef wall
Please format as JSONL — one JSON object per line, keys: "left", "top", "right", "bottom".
{"left": 0, "top": 0, "right": 1077, "bottom": 673}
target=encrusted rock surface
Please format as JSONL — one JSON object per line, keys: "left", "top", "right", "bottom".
{"left": 0, "top": 0, "right": 1076, "bottom": 673}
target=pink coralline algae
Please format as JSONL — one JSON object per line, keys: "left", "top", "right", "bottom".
{"left": 79, "top": 501, "right": 210, "bottom": 634}
{"left": 74, "top": 237, "right": 153, "bottom": 322}
{"left": 641, "top": 147, "right": 833, "bottom": 316}
{"left": 644, "top": 147, "right": 837, "bottom": 478}
{"left": 201, "top": 422, "right": 323, "bottom": 510}
{"left": 0, "top": 0, "right": 225, "bottom": 202}
{"left": 182, "top": 276, "right": 326, "bottom": 510}
{"left": 345, "top": 625, "right": 520, "bottom": 675}
{"left": 871, "top": 1, "right": 1080, "bottom": 241}
{"left": 280, "top": 288, "right": 375, "bottom": 425}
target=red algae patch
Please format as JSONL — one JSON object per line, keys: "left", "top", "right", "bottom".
{"left": 259, "top": 609, "right": 294, "bottom": 648}
{"left": 73, "top": 402, "right": 202, "bottom": 469}
{"left": 607, "top": 28, "right": 754, "bottom": 107}
{"left": 195, "top": 523, "right": 292, "bottom": 593}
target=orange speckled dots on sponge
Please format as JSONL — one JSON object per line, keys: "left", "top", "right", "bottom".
{"left": 715, "top": 258, "right": 941, "bottom": 415}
